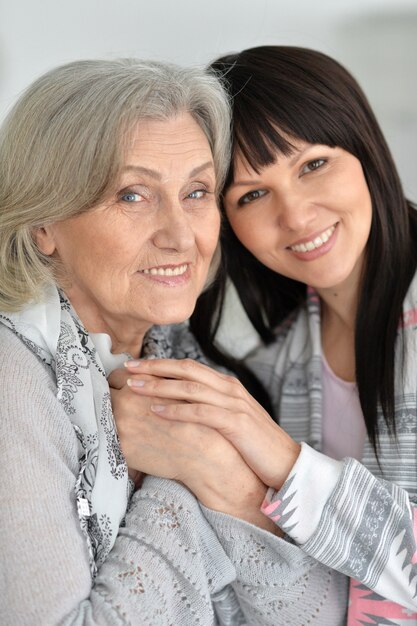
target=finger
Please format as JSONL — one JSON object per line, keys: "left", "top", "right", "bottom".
{"left": 125, "top": 358, "right": 235, "bottom": 391}
{"left": 150, "top": 401, "right": 269, "bottom": 476}
{"left": 151, "top": 401, "right": 234, "bottom": 433}
{"left": 126, "top": 375, "right": 250, "bottom": 413}
{"left": 150, "top": 401, "right": 272, "bottom": 445}
{"left": 125, "top": 358, "right": 247, "bottom": 402}
{"left": 151, "top": 401, "right": 300, "bottom": 491}
{"left": 108, "top": 367, "right": 130, "bottom": 390}
{"left": 111, "top": 384, "right": 185, "bottom": 412}
{"left": 109, "top": 368, "right": 157, "bottom": 390}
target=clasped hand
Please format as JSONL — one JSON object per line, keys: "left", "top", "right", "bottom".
{"left": 108, "top": 359, "right": 299, "bottom": 531}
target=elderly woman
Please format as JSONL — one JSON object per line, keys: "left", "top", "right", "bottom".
{"left": 0, "top": 58, "right": 343, "bottom": 626}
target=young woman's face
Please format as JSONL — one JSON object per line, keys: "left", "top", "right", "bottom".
{"left": 223, "top": 139, "right": 373, "bottom": 295}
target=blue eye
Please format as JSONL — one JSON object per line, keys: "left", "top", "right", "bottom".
{"left": 238, "top": 189, "right": 267, "bottom": 206}
{"left": 120, "top": 191, "right": 143, "bottom": 203}
{"left": 187, "top": 189, "right": 206, "bottom": 200}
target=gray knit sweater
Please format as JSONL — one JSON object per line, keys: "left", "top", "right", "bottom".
{"left": 0, "top": 324, "right": 346, "bottom": 626}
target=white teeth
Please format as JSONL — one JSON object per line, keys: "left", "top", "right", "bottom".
{"left": 290, "top": 226, "right": 335, "bottom": 253}
{"left": 141, "top": 264, "right": 188, "bottom": 276}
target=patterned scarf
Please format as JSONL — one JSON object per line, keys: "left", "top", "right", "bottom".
{"left": 0, "top": 284, "right": 209, "bottom": 578}
{"left": 0, "top": 285, "right": 129, "bottom": 577}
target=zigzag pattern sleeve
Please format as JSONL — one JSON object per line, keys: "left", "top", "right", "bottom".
{"left": 261, "top": 443, "right": 417, "bottom": 611}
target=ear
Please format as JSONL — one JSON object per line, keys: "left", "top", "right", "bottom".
{"left": 32, "top": 226, "right": 57, "bottom": 256}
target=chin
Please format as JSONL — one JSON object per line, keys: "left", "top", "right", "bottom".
{"left": 151, "top": 307, "right": 196, "bottom": 327}
{"left": 309, "top": 272, "right": 354, "bottom": 291}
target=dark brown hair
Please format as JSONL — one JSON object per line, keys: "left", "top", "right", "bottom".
{"left": 191, "top": 46, "right": 417, "bottom": 450}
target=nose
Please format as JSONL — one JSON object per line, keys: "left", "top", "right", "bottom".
{"left": 152, "top": 200, "right": 195, "bottom": 252}
{"left": 275, "top": 192, "right": 318, "bottom": 233}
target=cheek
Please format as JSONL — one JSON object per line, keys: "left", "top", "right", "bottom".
{"left": 51, "top": 215, "right": 105, "bottom": 263}
{"left": 227, "top": 211, "right": 263, "bottom": 252}
{"left": 198, "top": 212, "right": 221, "bottom": 256}
{"left": 340, "top": 162, "right": 372, "bottom": 213}
{"left": 60, "top": 233, "right": 121, "bottom": 283}
{"left": 53, "top": 233, "right": 90, "bottom": 270}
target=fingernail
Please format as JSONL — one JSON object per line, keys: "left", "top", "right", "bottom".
{"left": 125, "top": 360, "right": 142, "bottom": 368}
{"left": 127, "top": 378, "right": 145, "bottom": 388}
{"left": 151, "top": 405, "right": 165, "bottom": 413}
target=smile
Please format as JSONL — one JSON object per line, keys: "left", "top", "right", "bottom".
{"left": 139, "top": 264, "right": 189, "bottom": 276}
{"left": 289, "top": 225, "right": 336, "bottom": 253}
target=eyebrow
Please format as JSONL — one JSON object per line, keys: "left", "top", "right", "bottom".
{"left": 230, "top": 145, "right": 324, "bottom": 188}
{"left": 288, "top": 145, "right": 314, "bottom": 166}
{"left": 228, "top": 178, "right": 262, "bottom": 188}
{"left": 121, "top": 160, "right": 215, "bottom": 180}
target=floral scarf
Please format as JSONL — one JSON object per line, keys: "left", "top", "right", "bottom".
{"left": 0, "top": 284, "right": 209, "bottom": 578}
{"left": 0, "top": 285, "right": 130, "bottom": 576}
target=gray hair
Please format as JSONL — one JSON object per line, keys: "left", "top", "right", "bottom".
{"left": 0, "top": 58, "right": 231, "bottom": 310}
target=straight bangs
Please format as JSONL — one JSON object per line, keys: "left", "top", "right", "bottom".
{"left": 214, "top": 48, "right": 370, "bottom": 186}
{"left": 228, "top": 85, "right": 354, "bottom": 183}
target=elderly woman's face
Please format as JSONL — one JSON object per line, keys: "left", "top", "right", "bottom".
{"left": 36, "top": 113, "right": 220, "bottom": 346}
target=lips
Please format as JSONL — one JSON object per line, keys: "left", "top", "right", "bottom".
{"left": 289, "top": 224, "right": 337, "bottom": 253}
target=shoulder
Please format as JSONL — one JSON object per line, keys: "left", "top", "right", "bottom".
{"left": 153, "top": 322, "right": 207, "bottom": 362}
{"left": 168, "top": 323, "right": 232, "bottom": 373}
{"left": 0, "top": 324, "right": 78, "bottom": 470}
{"left": 0, "top": 323, "right": 52, "bottom": 366}
{"left": 0, "top": 324, "right": 55, "bottom": 390}
{"left": 147, "top": 323, "right": 230, "bottom": 373}
{"left": 243, "top": 303, "right": 312, "bottom": 396}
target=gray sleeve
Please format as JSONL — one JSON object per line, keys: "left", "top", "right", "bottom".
{"left": 0, "top": 331, "right": 236, "bottom": 626}
{"left": 202, "top": 506, "right": 348, "bottom": 625}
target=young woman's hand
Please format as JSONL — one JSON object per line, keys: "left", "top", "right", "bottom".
{"left": 108, "top": 367, "right": 279, "bottom": 532}
{"left": 122, "top": 358, "right": 301, "bottom": 491}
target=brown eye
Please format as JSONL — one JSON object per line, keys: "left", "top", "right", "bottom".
{"left": 301, "top": 159, "right": 326, "bottom": 175}
{"left": 238, "top": 189, "right": 267, "bottom": 206}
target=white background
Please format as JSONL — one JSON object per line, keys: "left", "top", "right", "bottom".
{"left": 1, "top": 0, "right": 416, "bottom": 353}
{"left": 1, "top": 0, "right": 415, "bottom": 196}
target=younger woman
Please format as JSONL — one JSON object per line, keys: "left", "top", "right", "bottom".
{"left": 124, "top": 47, "right": 417, "bottom": 624}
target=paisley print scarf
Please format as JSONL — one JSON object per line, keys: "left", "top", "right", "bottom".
{"left": 0, "top": 285, "right": 129, "bottom": 578}
{"left": 0, "top": 284, "right": 210, "bottom": 578}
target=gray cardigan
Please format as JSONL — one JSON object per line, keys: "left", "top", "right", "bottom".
{"left": 0, "top": 324, "right": 346, "bottom": 625}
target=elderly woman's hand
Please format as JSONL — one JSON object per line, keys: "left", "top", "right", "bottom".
{"left": 121, "top": 358, "right": 301, "bottom": 492}
{"left": 109, "top": 367, "right": 168, "bottom": 490}
{"left": 108, "top": 367, "right": 278, "bottom": 532}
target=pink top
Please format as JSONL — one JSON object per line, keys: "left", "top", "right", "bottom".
{"left": 321, "top": 352, "right": 366, "bottom": 461}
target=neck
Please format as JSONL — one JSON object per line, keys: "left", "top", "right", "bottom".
{"left": 317, "top": 282, "right": 358, "bottom": 333}
{"left": 315, "top": 261, "right": 363, "bottom": 382}
{"left": 92, "top": 323, "right": 147, "bottom": 359}
{"left": 64, "top": 290, "right": 150, "bottom": 358}
{"left": 316, "top": 255, "right": 364, "bottom": 332}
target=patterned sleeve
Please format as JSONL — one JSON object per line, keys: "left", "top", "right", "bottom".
{"left": 261, "top": 443, "right": 417, "bottom": 614}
